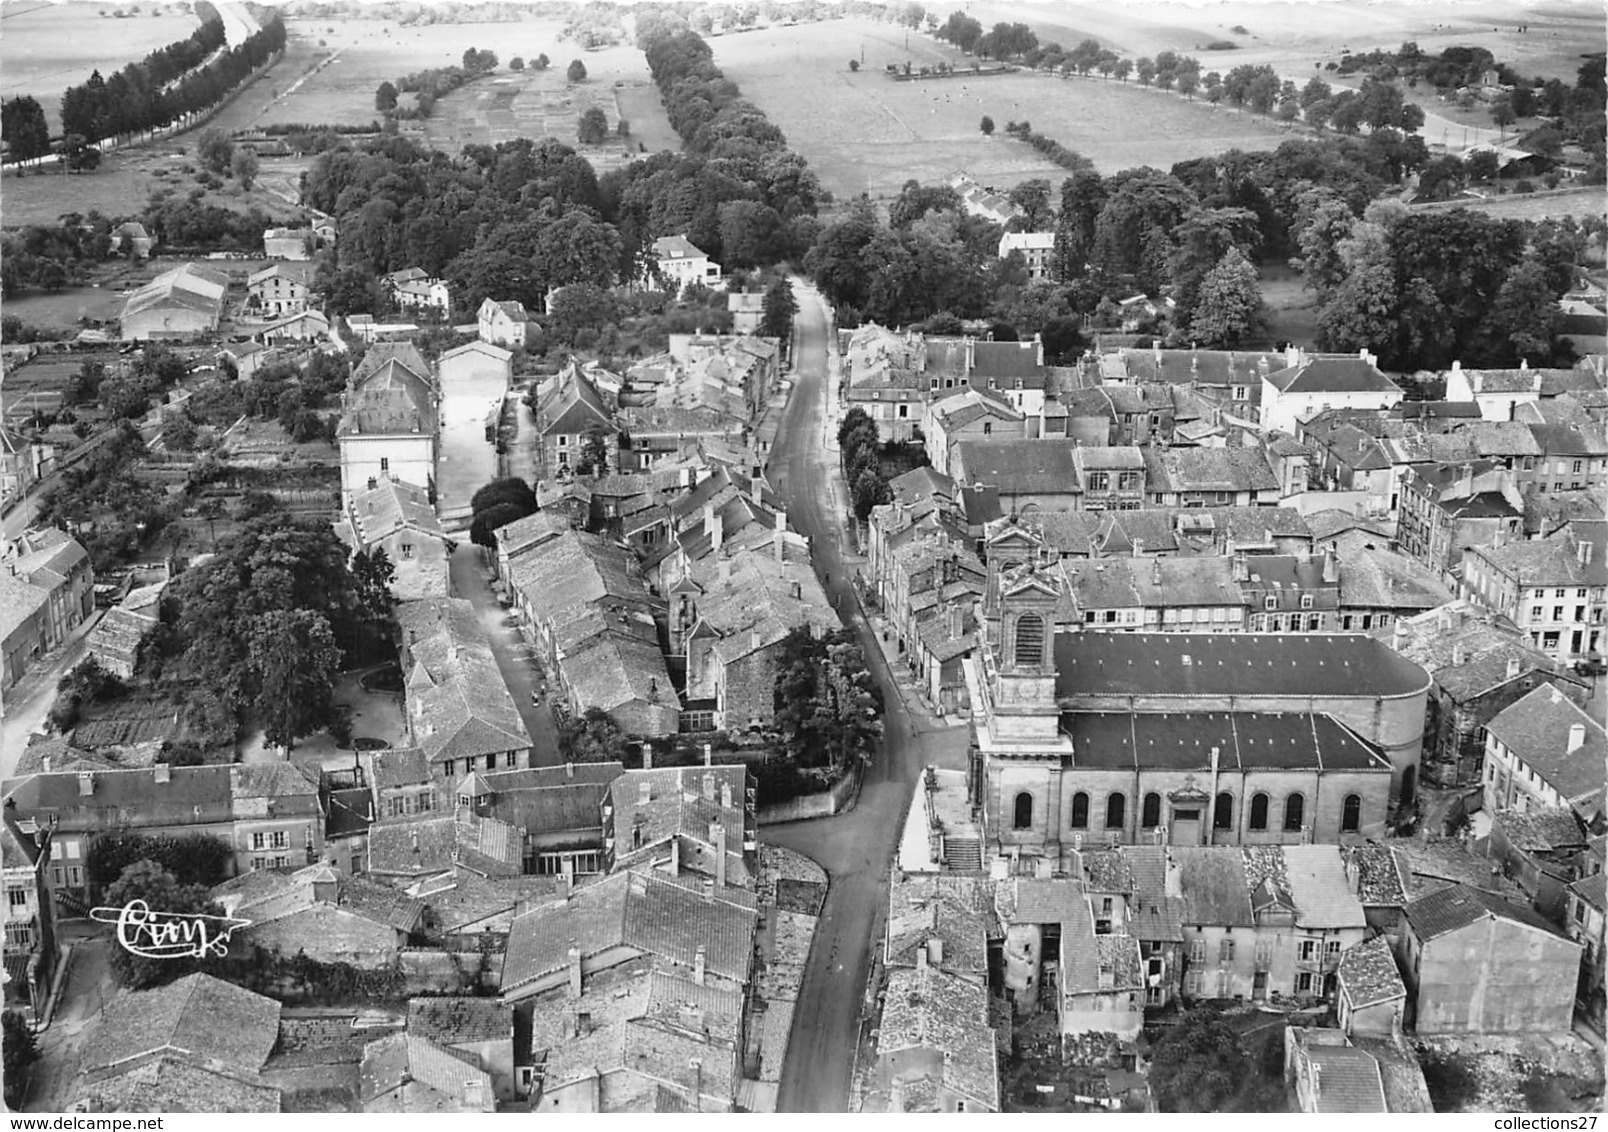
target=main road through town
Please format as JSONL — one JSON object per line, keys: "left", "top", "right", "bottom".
{"left": 765, "top": 282, "right": 969, "bottom": 1112}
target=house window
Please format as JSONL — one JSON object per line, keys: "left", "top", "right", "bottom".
{"left": 1013, "top": 792, "right": 1034, "bottom": 830}
{"left": 380, "top": 457, "right": 389, "bottom": 472}
{"left": 251, "top": 857, "right": 265, "bottom": 872}
{"left": 1577, "top": 900, "right": 1587, "bottom": 924}
{"left": 1142, "top": 793, "right": 1162, "bottom": 829}
{"left": 1341, "top": 794, "right": 1361, "bottom": 833}
{"left": 1189, "top": 940, "right": 1206, "bottom": 964}
{"left": 1300, "top": 594, "right": 1313, "bottom": 610}
{"left": 6, "top": 888, "right": 26, "bottom": 909}
{"left": 1299, "top": 939, "right": 1317, "bottom": 962}
{"left": 982, "top": 422, "right": 993, "bottom": 436}
{"left": 1249, "top": 793, "right": 1270, "bottom": 831}
{"left": 1325, "top": 940, "right": 1342, "bottom": 957}
{"left": 1219, "top": 938, "right": 1235, "bottom": 962}
{"left": 1106, "top": 793, "right": 1126, "bottom": 830}
{"left": 1264, "top": 596, "right": 1277, "bottom": 610}
{"left": 1296, "top": 972, "right": 1313, "bottom": 993}
{"left": 1071, "top": 792, "right": 1089, "bottom": 829}
{"left": 1213, "top": 792, "right": 1234, "bottom": 830}
{"left": 252, "top": 832, "right": 266, "bottom": 851}
{"left": 270, "top": 831, "right": 289, "bottom": 850}
{"left": 558, "top": 435, "right": 569, "bottom": 447}
{"left": 1284, "top": 793, "right": 1305, "bottom": 832}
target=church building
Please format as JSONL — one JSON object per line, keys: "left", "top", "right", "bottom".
{"left": 963, "top": 549, "right": 1431, "bottom": 873}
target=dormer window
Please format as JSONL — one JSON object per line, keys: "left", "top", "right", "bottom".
{"left": 1264, "top": 596, "right": 1277, "bottom": 611}
{"left": 1300, "top": 594, "right": 1313, "bottom": 610}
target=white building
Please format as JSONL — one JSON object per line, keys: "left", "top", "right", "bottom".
{"left": 1260, "top": 349, "right": 1403, "bottom": 436}
{"left": 337, "top": 344, "right": 439, "bottom": 498}
{"left": 997, "top": 232, "right": 1055, "bottom": 280}
{"left": 648, "top": 235, "right": 722, "bottom": 293}
{"left": 246, "top": 263, "right": 308, "bottom": 317}
{"left": 476, "top": 298, "right": 535, "bottom": 348}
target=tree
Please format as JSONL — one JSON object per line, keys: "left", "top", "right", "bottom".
{"left": 773, "top": 627, "right": 882, "bottom": 771}
{"left": 1490, "top": 92, "right": 1516, "bottom": 132}
{"left": 104, "top": 860, "right": 225, "bottom": 989}
{"left": 246, "top": 608, "right": 343, "bottom": 752}
{"left": 470, "top": 502, "right": 535, "bottom": 547}
{"left": 1113, "top": 57, "right": 1133, "bottom": 82}
{"left": 535, "top": 53, "right": 551, "bottom": 70}
{"left": 558, "top": 707, "right": 633, "bottom": 763}
{"left": 196, "top": 128, "right": 232, "bottom": 174}
{"left": 574, "top": 423, "right": 612, "bottom": 475}
{"left": 979, "top": 114, "right": 995, "bottom": 136}
{"left": 1136, "top": 56, "right": 1156, "bottom": 85}
{"left": 350, "top": 547, "right": 396, "bottom": 622}
{"left": 848, "top": 58, "right": 860, "bottom": 72}
{"left": 3, "top": 1011, "right": 38, "bottom": 1108}
{"left": 509, "top": 56, "right": 525, "bottom": 71}
{"left": 375, "top": 80, "right": 398, "bottom": 111}
{"left": 567, "top": 59, "right": 587, "bottom": 83}
{"left": 1465, "top": 149, "right": 1500, "bottom": 182}
{"left": 230, "top": 146, "right": 259, "bottom": 189}
{"left": 577, "top": 106, "right": 609, "bottom": 144}
{"left": 85, "top": 831, "right": 234, "bottom": 896}
{"left": 63, "top": 134, "right": 100, "bottom": 173}
{"left": 1189, "top": 246, "right": 1266, "bottom": 346}
{"left": 1, "top": 96, "right": 52, "bottom": 163}
{"left": 760, "top": 275, "right": 798, "bottom": 339}
{"left": 852, "top": 466, "right": 892, "bottom": 520}
{"left": 1006, "top": 178, "right": 1055, "bottom": 230}
{"left": 1491, "top": 255, "right": 1563, "bottom": 365}
{"left": 1150, "top": 1008, "right": 1279, "bottom": 1111}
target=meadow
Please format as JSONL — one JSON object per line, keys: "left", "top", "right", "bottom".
{"left": 712, "top": 19, "right": 1290, "bottom": 198}
{"left": 0, "top": 0, "right": 201, "bottom": 132}
{"left": 194, "top": 14, "right": 677, "bottom": 156}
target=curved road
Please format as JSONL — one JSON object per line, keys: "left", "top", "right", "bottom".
{"left": 764, "top": 282, "right": 970, "bottom": 1112}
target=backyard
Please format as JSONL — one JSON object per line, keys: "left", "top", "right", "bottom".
{"left": 711, "top": 19, "right": 1291, "bottom": 199}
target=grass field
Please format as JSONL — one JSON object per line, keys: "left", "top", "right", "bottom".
{"left": 195, "top": 13, "right": 678, "bottom": 158}
{"left": 0, "top": 0, "right": 201, "bottom": 133}
{"left": 1413, "top": 186, "right": 1608, "bottom": 222}
{"left": 1, "top": 145, "right": 304, "bottom": 228}
{"left": 713, "top": 18, "right": 1290, "bottom": 198}
{"left": 964, "top": 0, "right": 1603, "bottom": 83}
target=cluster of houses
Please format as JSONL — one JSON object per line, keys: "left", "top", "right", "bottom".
{"left": 3, "top": 737, "right": 821, "bottom": 1111}
{"left": 833, "top": 328, "right": 1607, "bottom": 1110}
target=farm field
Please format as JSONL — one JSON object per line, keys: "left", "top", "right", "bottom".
{"left": 964, "top": 0, "right": 1603, "bottom": 84}
{"left": 713, "top": 19, "right": 1289, "bottom": 198}
{"left": 1414, "top": 186, "right": 1608, "bottom": 222}
{"left": 0, "top": 0, "right": 201, "bottom": 133}
{"left": 1, "top": 146, "right": 304, "bottom": 228}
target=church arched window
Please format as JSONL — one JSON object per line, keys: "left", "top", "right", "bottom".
{"left": 1141, "top": 793, "right": 1161, "bottom": 829}
{"left": 1341, "top": 793, "right": 1361, "bottom": 833}
{"left": 1013, "top": 792, "right": 1034, "bottom": 830}
{"left": 1070, "top": 792, "right": 1089, "bottom": 829}
{"left": 1249, "top": 792, "right": 1270, "bottom": 831}
{"left": 1213, "top": 792, "right": 1234, "bottom": 830}
{"left": 1283, "top": 792, "right": 1305, "bottom": 832}
{"left": 1105, "top": 792, "right": 1126, "bottom": 830}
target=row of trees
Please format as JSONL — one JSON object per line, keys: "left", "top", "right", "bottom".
{"left": 59, "top": 15, "right": 285, "bottom": 146}
{"left": 773, "top": 626, "right": 883, "bottom": 775}
{"left": 838, "top": 407, "right": 893, "bottom": 521}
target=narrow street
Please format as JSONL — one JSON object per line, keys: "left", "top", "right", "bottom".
{"left": 0, "top": 610, "right": 104, "bottom": 781}
{"left": 447, "top": 544, "right": 562, "bottom": 768}
{"left": 766, "top": 282, "right": 971, "bottom": 1112}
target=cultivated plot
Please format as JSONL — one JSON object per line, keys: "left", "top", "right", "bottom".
{"left": 713, "top": 19, "right": 1288, "bottom": 198}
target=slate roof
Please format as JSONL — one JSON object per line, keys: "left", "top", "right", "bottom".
{"left": 652, "top": 234, "right": 711, "bottom": 261}
{"left": 609, "top": 766, "right": 751, "bottom": 883}
{"left": 1341, "top": 845, "right": 1408, "bottom": 908}
{"left": 474, "top": 762, "right": 622, "bottom": 837}
{"left": 1264, "top": 357, "right": 1402, "bottom": 395}
{"left": 77, "top": 1054, "right": 281, "bottom": 1112}
{"left": 365, "top": 747, "right": 432, "bottom": 791}
{"left": 1054, "top": 632, "right": 1431, "bottom": 700}
{"left": 1121, "top": 845, "right": 1185, "bottom": 941}
{"left": 500, "top": 869, "right": 758, "bottom": 994}
{"left": 455, "top": 812, "right": 525, "bottom": 878}
{"left": 1468, "top": 529, "right": 1608, "bottom": 588}
{"left": 1375, "top": 602, "right": 1571, "bottom": 701}
{"left": 1305, "top": 1045, "right": 1388, "bottom": 1113}
{"left": 1281, "top": 845, "right": 1368, "bottom": 928}
{"left": 953, "top": 438, "right": 1080, "bottom": 494}
{"left": 83, "top": 974, "right": 281, "bottom": 1076}
{"left": 1484, "top": 685, "right": 1606, "bottom": 803}
{"left": 1492, "top": 806, "right": 1584, "bottom": 852}
{"left": 1404, "top": 883, "right": 1575, "bottom": 942}
{"left": 536, "top": 364, "right": 614, "bottom": 438}
{"left": 341, "top": 477, "right": 445, "bottom": 547}
{"left": 1330, "top": 530, "right": 1452, "bottom": 611}
{"left": 887, "top": 873, "right": 992, "bottom": 983}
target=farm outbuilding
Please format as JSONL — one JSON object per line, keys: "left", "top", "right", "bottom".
{"left": 119, "top": 264, "right": 229, "bottom": 340}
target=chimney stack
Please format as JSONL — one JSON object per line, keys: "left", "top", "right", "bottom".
{"left": 568, "top": 945, "right": 583, "bottom": 999}
{"left": 1392, "top": 619, "right": 1408, "bottom": 650}
{"left": 720, "top": 780, "right": 732, "bottom": 808}
{"left": 1452, "top": 643, "right": 1465, "bottom": 666}
{"left": 1506, "top": 656, "right": 1522, "bottom": 680}
{"left": 713, "top": 822, "right": 727, "bottom": 889}
{"left": 639, "top": 779, "right": 652, "bottom": 806}
{"left": 154, "top": 763, "right": 171, "bottom": 784}
{"left": 774, "top": 509, "right": 786, "bottom": 564}
{"left": 694, "top": 944, "right": 707, "bottom": 985}
{"left": 702, "top": 771, "right": 716, "bottom": 801}
{"left": 670, "top": 837, "right": 680, "bottom": 876}
{"left": 1568, "top": 723, "right": 1587, "bottom": 753}
{"left": 1321, "top": 547, "right": 1338, "bottom": 585}
{"left": 77, "top": 773, "right": 93, "bottom": 798}
{"left": 709, "top": 504, "right": 723, "bottom": 555}
{"left": 916, "top": 939, "right": 928, "bottom": 972}
{"left": 927, "top": 937, "right": 944, "bottom": 967}
{"left": 703, "top": 743, "right": 713, "bottom": 767}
